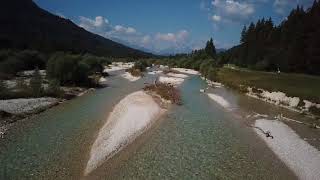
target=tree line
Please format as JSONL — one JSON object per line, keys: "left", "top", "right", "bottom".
{"left": 0, "top": 50, "right": 110, "bottom": 82}
{"left": 223, "top": 0, "right": 320, "bottom": 75}
{"left": 0, "top": 50, "right": 111, "bottom": 99}
{"left": 153, "top": 38, "right": 220, "bottom": 81}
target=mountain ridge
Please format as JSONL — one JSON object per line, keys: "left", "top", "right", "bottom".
{"left": 0, "top": 0, "right": 152, "bottom": 58}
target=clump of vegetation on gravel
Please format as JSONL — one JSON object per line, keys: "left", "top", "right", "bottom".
{"left": 127, "top": 60, "right": 150, "bottom": 77}
{"left": 143, "top": 83, "right": 181, "bottom": 105}
{"left": 127, "top": 68, "right": 143, "bottom": 77}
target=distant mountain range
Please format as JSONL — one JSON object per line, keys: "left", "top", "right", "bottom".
{"left": 110, "top": 36, "right": 227, "bottom": 56}
{"left": 0, "top": 0, "right": 152, "bottom": 58}
{"left": 158, "top": 48, "right": 226, "bottom": 56}
{"left": 216, "top": 48, "right": 226, "bottom": 53}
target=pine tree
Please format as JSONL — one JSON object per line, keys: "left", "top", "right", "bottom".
{"left": 216, "top": 1, "right": 320, "bottom": 74}
{"left": 240, "top": 25, "right": 247, "bottom": 43}
{"left": 205, "top": 38, "right": 216, "bottom": 58}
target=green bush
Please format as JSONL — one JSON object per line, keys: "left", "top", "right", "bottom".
{"left": 46, "top": 52, "right": 106, "bottom": 87}
{"left": 81, "top": 54, "right": 109, "bottom": 74}
{"left": 133, "top": 60, "right": 148, "bottom": 72}
{"left": 29, "top": 68, "right": 43, "bottom": 97}
{"left": 0, "top": 50, "right": 46, "bottom": 77}
{"left": 47, "top": 53, "right": 89, "bottom": 86}
{"left": 45, "top": 79, "right": 63, "bottom": 97}
{"left": 0, "top": 56, "right": 23, "bottom": 75}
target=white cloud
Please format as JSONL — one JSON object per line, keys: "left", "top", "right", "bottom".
{"left": 273, "top": 0, "right": 291, "bottom": 14}
{"left": 155, "top": 33, "right": 176, "bottom": 42}
{"left": 79, "top": 16, "right": 112, "bottom": 35}
{"left": 94, "top": 16, "right": 108, "bottom": 27}
{"left": 114, "top": 25, "right": 136, "bottom": 34}
{"left": 211, "top": 0, "right": 255, "bottom": 23}
{"left": 155, "top": 30, "right": 189, "bottom": 43}
{"left": 126, "top": 27, "right": 137, "bottom": 34}
{"left": 212, "top": 15, "right": 221, "bottom": 22}
{"left": 141, "top": 35, "right": 151, "bottom": 45}
{"left": 78, "top": 16, "right": 192, "bottom": 54}
{"left": 176, "top": 30, "right": 189, "bottom": 40}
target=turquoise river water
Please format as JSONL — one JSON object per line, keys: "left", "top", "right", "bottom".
{"left": 1, "top": 70, "right": 318, "bottom": 179}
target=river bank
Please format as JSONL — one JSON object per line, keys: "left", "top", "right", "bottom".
{"left": 203, "top": 76, "right": 320, "bottom": 179}
{"left": 215, "top": 67, "right": 320, "bottom": 119}
{"left": 0, "top": 63, "right": 135, "bottom": 138}
{"left": 0, "top": 88, "right": 97, "bottom": 138}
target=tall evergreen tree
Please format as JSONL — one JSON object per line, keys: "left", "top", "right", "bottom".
{"left": 222, "top": 2, "right": 320, "bottom": 75}
{"left": 240, "top": 25, "right": 247, "bottom": 43}
{"left": 205, "top": 38, "right": 216, "bottom": 58}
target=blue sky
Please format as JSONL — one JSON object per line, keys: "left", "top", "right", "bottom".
{"left": 34, "top": 0, "right": 314, "bottom": 54}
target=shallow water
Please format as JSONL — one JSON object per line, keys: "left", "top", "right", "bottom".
{"left": 0, "top": 71, "right": 152, "bottom": 179}
{"left": 1, "top": 73, "right": 317, "bottom": 179}
{"left": 87, "top": 76, "right": 297, "bottom": 180}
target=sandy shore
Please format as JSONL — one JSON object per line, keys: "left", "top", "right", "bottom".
{"left": 201, "top": 77, "right": 223, "bottom": 88}
{"left": 167, "top": 73, "right": 189, "bottom": 78}
{"left": 246, "top": 87, "right": 320, "bottom": 117}
{"left": 254, "top": 119, "right": 320, "bottom": 180}
{"left": 103, "top": 62, "right": 134, "bottom": 73}
{"left": 121, "top": 72, "right": 141, "bottom": 82}
{"left": 147, "top": 70, "right": 163, "bottom": 75}
{"left": 0, "top": 98, "right": 59, "bottom": 115}
{"left": 207, "top": 93, "right": 230, "bottom": 109}
{"left": 103, "top": 66, "right": 126, "bottom": 73}
{"left": 172, "top": 68, "right": 199, "bottom": 75}
{"left": 158, "top": 76, "right": 185, "bottom": 86}
{"left": 84, "top": 91, "right": 166, "bottom": 175}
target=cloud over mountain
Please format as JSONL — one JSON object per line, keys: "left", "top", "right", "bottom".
{"left": 78, "top": 16, "right": 193, "bottom": 54}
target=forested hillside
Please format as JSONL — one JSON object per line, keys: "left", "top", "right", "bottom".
{"left": 0, "top": 0, "right": 151, "bottom": 58}
{"left": 223, "top": 1, "right": 320, "bottom": 75}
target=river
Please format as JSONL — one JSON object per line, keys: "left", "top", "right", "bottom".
{"left": 1, "top": 70, "right": 318, "bottom": 179}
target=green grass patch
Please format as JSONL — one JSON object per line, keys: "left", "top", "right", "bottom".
{"left": 217, "top": 68, "right": 320, "bottom": 103}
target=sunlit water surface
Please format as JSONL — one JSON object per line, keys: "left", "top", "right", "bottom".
{"left": 2, "top": 73, "right": 312, "bottom": 179}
